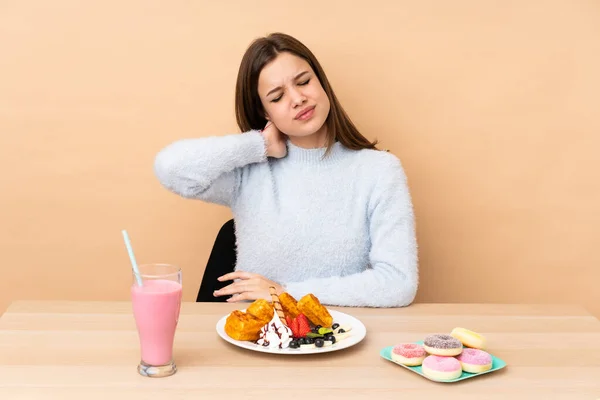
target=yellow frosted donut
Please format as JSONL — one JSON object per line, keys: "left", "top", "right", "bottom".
{"left": 450, "top": 327, "right": 486, "bottom": 349}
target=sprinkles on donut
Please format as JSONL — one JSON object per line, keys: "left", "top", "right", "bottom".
{"left": 423, "top": 333, "right": 463, "bottom": 356}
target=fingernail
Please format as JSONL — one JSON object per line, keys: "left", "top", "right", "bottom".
{"left": 213, "top": 290, "right": 219, "bottom": 296}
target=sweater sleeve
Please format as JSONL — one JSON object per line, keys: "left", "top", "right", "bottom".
{"left": 153, "top": 130, "right": 267, "bottom": 207}
{"left": 283, "top": 155, "right": 419, "bottom": 307}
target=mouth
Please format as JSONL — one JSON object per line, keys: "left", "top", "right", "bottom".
{"left": 294, "top": 105, "right": 316, "bottom": 120}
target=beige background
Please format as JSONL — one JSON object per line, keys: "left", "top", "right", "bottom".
{"left": 1, "top": 1, "right": 599, "bottom": 317}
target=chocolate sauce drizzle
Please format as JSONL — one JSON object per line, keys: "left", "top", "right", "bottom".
{"left": 258, "top": 321, "right": 287, "bottom": 348}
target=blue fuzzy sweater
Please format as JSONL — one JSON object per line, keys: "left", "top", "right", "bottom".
{"left": 154, "top": 130, "right": 418, "bottom": 307}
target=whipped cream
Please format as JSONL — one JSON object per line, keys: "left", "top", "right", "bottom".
{"left": 256, "top": 311, "right": 293, "bottom": 349}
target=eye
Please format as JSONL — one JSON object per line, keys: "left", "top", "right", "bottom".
{"left": 298, "top": 79, "right": 310, "bottom": 86}
{"left": 271, "top": 94, "right": 283, "bottom": 103}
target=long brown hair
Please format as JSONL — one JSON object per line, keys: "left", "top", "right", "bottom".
{"left": 235, "top": 32, "right": 378, "bottom": 153}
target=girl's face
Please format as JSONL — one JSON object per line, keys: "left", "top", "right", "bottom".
{"left": 257, "top": 52, "right": 330, "bottom": 145}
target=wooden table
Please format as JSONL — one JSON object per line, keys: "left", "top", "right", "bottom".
{"left": 0, "top": 301, "right": 599, "bottom": 399}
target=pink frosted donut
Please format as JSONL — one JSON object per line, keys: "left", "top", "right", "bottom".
{"left": 391, "top": 343, "right": 427, "bottom": 366}
{"left": 421, "top": 355, "right": 462, "bottom": 381}
{"left": 456, "top": 348, "right": 493, "bottom": 373}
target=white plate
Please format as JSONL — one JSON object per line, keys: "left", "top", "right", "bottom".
{"left": 216, "top": 309, "right": 367, "bottom": 355}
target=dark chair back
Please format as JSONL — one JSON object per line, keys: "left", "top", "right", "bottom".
{"left": 196, "top": 219, "right": 237, "bottom": 302}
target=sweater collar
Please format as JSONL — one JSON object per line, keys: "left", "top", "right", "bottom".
{"left": 284, "top": 140, "right": 347, "bottom": 165}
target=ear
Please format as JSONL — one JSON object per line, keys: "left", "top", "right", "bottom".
{"left": 262, "top": 108, "right": 271, "bottom": 121}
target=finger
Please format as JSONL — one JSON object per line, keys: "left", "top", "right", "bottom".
{"left": 218, "top": 271, "right": 256, "bottom": 282}
{"left": 213, "top": 282, "right": 244, "bottom": 297}
{"left": 261, "top": 122, "right": 271, "bottom": 132}
{"left": 227, "top": 292, "right": 255, "bottom": 302}
{"left": 214, "top": 280, "right": 259, "bottom": 297}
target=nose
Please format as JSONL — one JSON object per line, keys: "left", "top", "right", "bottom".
{"left": 289, "top": 86, "right": 306, "bottom": 107}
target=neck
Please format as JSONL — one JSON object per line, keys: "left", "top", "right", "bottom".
{"left": 288, "top": 125, "right": 328, "bottom": 149}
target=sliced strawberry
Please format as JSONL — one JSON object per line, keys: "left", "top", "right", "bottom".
{"left": 296, "top": 313, "right": 309, "bottom": 326}
{"left": 285, "top": 315, "right": 292, "bottom": 327}
{"left": 291, "top": 317, "right": 300, "bottom": 338}
{"left": 296, "top": 313, "right": 311, "bottom": 338}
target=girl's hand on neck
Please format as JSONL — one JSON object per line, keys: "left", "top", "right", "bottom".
{"left": 261, "top": 121, "right": 287, "bottom": 158}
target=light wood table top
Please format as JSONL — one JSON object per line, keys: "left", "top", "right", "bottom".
{"left": 0, "top": 301, "right": 599, "bottom": 399}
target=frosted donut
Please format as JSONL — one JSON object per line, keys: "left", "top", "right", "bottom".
{"left": 423, "top": 334, "right": 463, "bottom": 356}
{"left": 456, "top": 348, "right": 492, "bottom": 373}
{"left": 391, "top": 343, "right": 427, "bottom": 366}
{"left": 421, "top": 355, "right": 462, "bottom": 381}
{"left": 451, "top": 327, "right": 487, "bottom": 349}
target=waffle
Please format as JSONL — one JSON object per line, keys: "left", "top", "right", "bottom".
{"left": 297, "top": 293, "right": 333, "bottom": 327}
{"left": 279, "top": 292, "right": 301, "bottom": 319}
{"left": 224, "top": 299, "right": 274, "bottom": 341}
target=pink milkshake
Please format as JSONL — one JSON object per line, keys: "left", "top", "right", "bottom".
{"left": 131, "top": 264, "right": 182, "bottom": 377}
